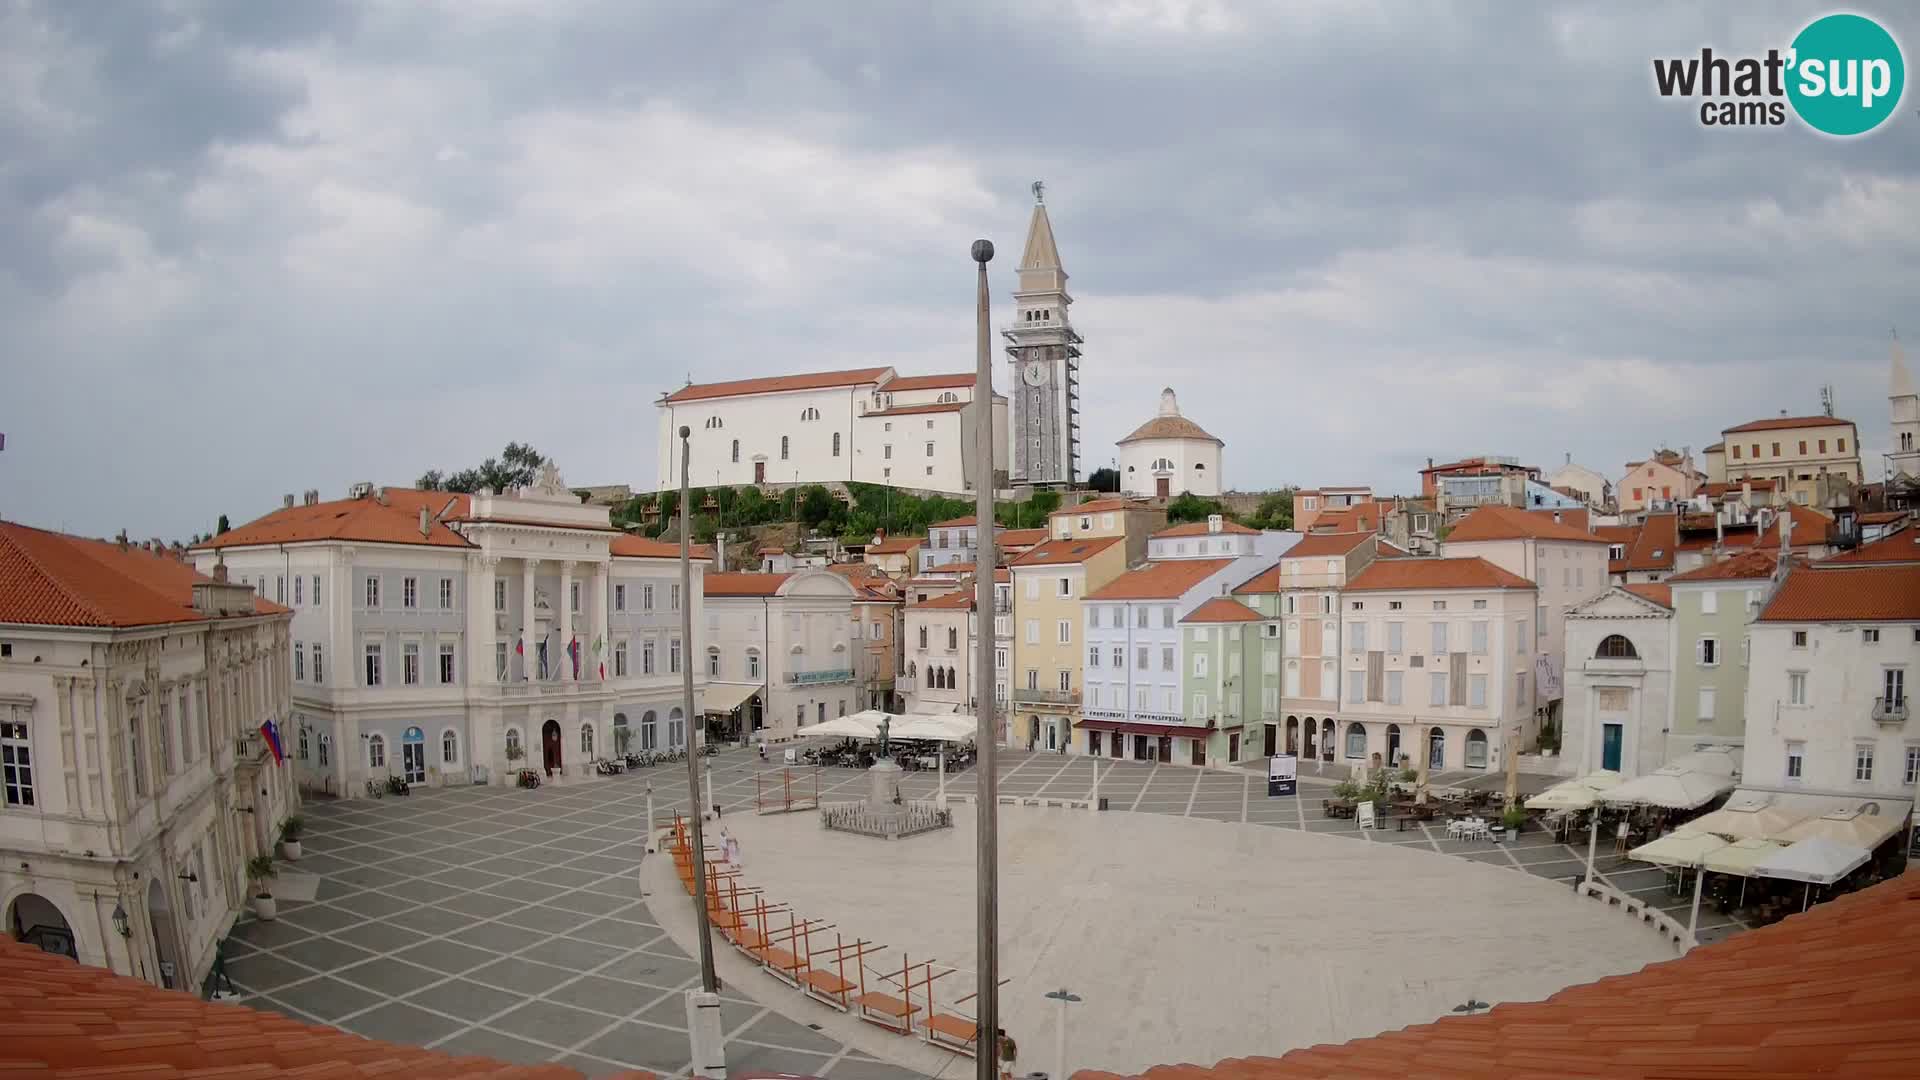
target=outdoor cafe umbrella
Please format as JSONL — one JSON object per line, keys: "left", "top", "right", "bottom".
{"left": 1703, "top": 837, "right": 1787, "bottom": 908}
{"left": 1596, "top": 763, "right": 1735, "bottom": 811}
{"left": 1687, "top": 798, "right": 1806, "bottom": 842}
{"left": 1526, "top": 770, "right": 1623, "bottom": 812}
{"left": 1776, "top": 806, "right": 1902, "bottom": 848}
{"left": 1754, "top": 836, "right": 1872, "bottom": 911}
{"left": 1627, "top": 830, "right": 1728, "bottom": 949}
{"left": 800, "top": 713, "right": 883, "bottom": 741}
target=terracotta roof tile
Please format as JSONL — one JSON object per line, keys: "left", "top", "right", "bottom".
{"left": 864, "top": 401, "right": 968, "bottom": 418}
{"left": 1622, "top": 513, "right": 1678, "bottom": 572}
{"left": 865, "top": 536, "right": 923, "bottom": 554}
{"left": 1086, "top": 558, "right": 1234, "bottom": 600}
{"left": 1820, "top": 523, "right": 1920, "bottom": 564}
{"left": 662, "top": 365, "right": 892, "bottom": 403}
{"left": 1282, "top": 532, "right": 1377, "bottom": 559}
{"left": 1621, "top": 583, "right": 1673, "bottom": 608}
{"left": 1117, "top": 414, "right": 1222, "bottom": 445}
{"left": 1179, "top": 597, "right": 1263, "bottom": 623}
{"left": 1757, "top": 563, "right": 1920, "bottom": 622}
{"left": 1445, "top": 505, "right": 1606, "bottom": 544}
{"left": 1525, "top": 506, "right": 1589, "bottom": 532}
{"left": 1666, "top": 549, "right": 1785, "bottom": 583}
{"left": 1230, "top": 565, "right": 1281, "bottom": 595}
{"left": 1723, "top": 414, "right": 1857, "bottom": 433}
{"left": 930, "top": 515, "right": 980, "bottom": 528}
{"left": 1, "top": 522, "right": 287, "bottom": 628}
{"left": 1346, "top": 557, "right": 1534, "bottom": 592}
{"left": 608, "top": 535, "right": 712, "bottom": 560}
{"left": 703, "top": 572, "right": 791, "bottom": 597}
{"left": 1009, "top": 535, "right": 1124, "bottom": 567}
{"left": 1049, "top": 498, "right": 1148, "bottom": 517}
{"left": 1152, "top": 520, "right": 1258, "bottom": 538}
{"left": 998, "top": 528, "right": 1049, "bottom": 548}
{"left": 1308, "top": 505, "right": 1382, "bottom": 533}
{"left": 196, "top": 490, "right": 474, "bottom": 551}
{"left": 879, "top": 372, "right": 977, "bottom": 391}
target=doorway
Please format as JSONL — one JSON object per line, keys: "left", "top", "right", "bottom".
{"left": 753, "top": 461, "right": 766, "bottom": 484}
{"left": 1602, "top": 723, "right": 1624, "bottom": 772}
{"left": 401, "top": 726, "right": 426, "bottom": 784}
{"left": 1285, "top": 717, "right": 1298, "bottom": 755}
{"left": 1088, "top": 731, "right": 1103, "bottom": 757}
{"left": 1386, "top": 724, "right": 1402, "bottom": 770}
{"left": 1191, "top": 739, "right": 1206, "bottom": 766}
{"left": 1158, "top": 736, "right": 1173, "bottom": 762}
{"left": 7, "top": 893, "right": 75, "bottom": 961}
{"left": 1134, "top": 734, "right": 1149, "bottom": 760}
{"left": 1229, "top": 732, "right": 1241, "bottom": 763}
{"left": 1428, "top": 727, "right": 1446, "bottom": 771}
{"left": 147, "top": 880, "right": 180, "bottom": 990}
{"left": 1155, "top": 477, "right": 1170, "bottom": 498}
{"left": 541, "top": 719, "right": 562, "bottom": 775}
{"left": 1262, "top": 724, "right": 1276, "bottom": 757}
{"left": 1302, "top": 720, "right": 1315, "bottom": 759}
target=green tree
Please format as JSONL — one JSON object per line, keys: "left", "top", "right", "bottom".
{"left": 217, "top": 514, "right": 230, "bottom": 535}
{"left": 1087, "top": 467, "right": 1120, "bottom": 493}
{"left": 1165, "top": 492, "right": 1226, "bottom": 525}
{"left": 419, "top": 442, "right": 547, "bottom": 494}
{"left": 797, "top": 485, "right": 839, "bottom": 530}
{"left": 1245, "top": 490, "right": 1296, "bottom": 530}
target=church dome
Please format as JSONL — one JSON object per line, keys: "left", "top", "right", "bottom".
{"left": 1117, "top": 388, "right": 1223, "bottom": 445}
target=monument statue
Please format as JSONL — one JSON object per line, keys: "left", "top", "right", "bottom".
{"left": 876, "top": 715, "right": 891, "bottom": 758}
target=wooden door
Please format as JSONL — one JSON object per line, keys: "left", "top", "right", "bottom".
{"left": 1155, "top": 477, "right": 1170, "bottom": 498}
{"left": 541, "top": 720, "right": 562, "bottom": 775}
{"left": 753, "top": 461, "right": 766, "bottom": 484}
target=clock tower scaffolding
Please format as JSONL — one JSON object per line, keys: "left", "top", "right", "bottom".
{"left": 1004, "top": 181, "right": 1082, "bottom": 488}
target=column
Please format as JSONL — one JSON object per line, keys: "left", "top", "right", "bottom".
{"left": 560, "top": 561, "right": 576, "bottom": 681}
{"left": 522, "top": 558, "right": 537, "bottom": 681}
{"left": 592, "top": 562, "right": 610, "bottom": 682}
{"left": 473, "top": 555, "right": 498, "bottom": 683}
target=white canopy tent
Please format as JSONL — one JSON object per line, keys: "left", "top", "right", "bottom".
{"left": 1597, "top": 764, "right": 1736, "bottom": 811}
{"left": 1525, "top": 770, "right": 1623, "bottom": 812}
{"left": 1686, "top": 794, "right": 1806, "bottom": 842}
{"left": 1627, "top": 830, "right": 1727, "bottom": 868}
{"left": 799, "top": 713, "right": 884, "bottom": 740}
{"left": 891, "top": 714, "right": 979, "bottom": 743}
{"left": 1703, "top": 837, "right": 1787, "bottom": 878}
{"left": 1754, "top": 837, "right": 1872, "bottom": 886}
{"left": 1776, "top": 804, "right": 1909, "bottom": 849}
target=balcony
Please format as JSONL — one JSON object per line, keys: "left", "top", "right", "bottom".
{"left": 1012, "top": 687, "right": 1080, "bottom": 707}
{"left": 787, "top": 668, "right": 854, "bottom": 686}
{"left": 1873, "top": 697, "right": 1909, "bottom": 726}
{"left": 233, "top": 732, "right": 269, "bottom": 764}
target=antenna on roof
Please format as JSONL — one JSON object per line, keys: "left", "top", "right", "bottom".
{"left": 1820, "top": 383, "right": 1835, "bottom": 418}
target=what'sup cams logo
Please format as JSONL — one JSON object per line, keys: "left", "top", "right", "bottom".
{"left": 1653, "top": 12, "right": 1905, "bottom": 135}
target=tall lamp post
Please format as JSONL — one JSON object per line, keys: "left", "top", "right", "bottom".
{"left": 1044, "top": 988, "right": 1082, "bottom": 1080}
{"left": 971, "top": 237, "right": 1001, "bottom": 1080}
{"left": 678, "top": 425, "right": 725, "bottom": 1080}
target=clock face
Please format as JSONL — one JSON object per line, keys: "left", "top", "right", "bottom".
{"left": 1023, "top": 360, "right": 1047, "bottom": 387}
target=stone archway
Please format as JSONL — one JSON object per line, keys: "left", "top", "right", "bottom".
{"left": 146, "top": 879, "right": 181, "bottom": 990}
{"left": 7, "top": 892, "right": 76, "bottom": 961}
{"left": 541, "top": 719, "right": 562, "bottom": 776}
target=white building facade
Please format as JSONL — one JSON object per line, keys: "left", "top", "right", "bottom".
{"left": 703, "top": 570, "right": 859, "bottom": 741}
{"left": 1118, "top": 389, "right": 1225, "bottom": 499}
{"left": 1561, "top": 587, "right": 1675, "bottom": 779}
{"left": 902, "top": 590, "right": 974, "bottom": 717}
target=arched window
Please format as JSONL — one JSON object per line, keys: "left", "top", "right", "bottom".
{"left": 442, "top": 729, "right": 459, "bottom": 765}
{"left": 1152, "top": 457, "right": 1174, "bottom": 471}
{"left": 580, "top": 723, "right": 594, "bottom": 755}
{"left": 731, "top": 439, "right": 740, "bottom": 463}
{"left": 800, "top": 407, "right": 820, "bottom": 421}
{"left": 1194, "top": 462, "right": 1206, "bottom": 471}
{"left": 781, "top": 435, "right": 790, "bottom": 460}
{"left": 505, "top": 727, "right": 522, "bottom": 759}
{"left": 613, "top": 713, "right": 629, "bottom": 754}
{"left": 946, "top": 666, "right": 957, "bottom": 691}
{"left": 1427, "top": 726, "right": 1446, "bottom": 770}
{"left": 318, "top": 734, "right": 331, "bottom": 766}
{"left": 667, "top": 708, "right": 685, "bottom": 748}
{"left": 832, "top": 432, "right": 841, "bottom": 457}
{"left": 1345, "top": 722, "right": 1367, "bottom": 759}
{"left": 1465, "top": 728, "right": 1489, "bottom": 769}
{"left": 298, "top": 725, "right": 310, "bottom": 760}
{"left": 640, "top": 710, "right": 658, "bottom": 751}
{"left": 367, "top": 733, "right": 386, "bottom": 768}
{"left": 704, "top": 416, "right": 723, "bottom": 429}
{"left": 1595, "top": 635, "right": 1639, "bottom": 659}
{"left": 746, "top": 649, "right": 761, "bottom": 679}
{"left": 908, "top": 661, "right": 917, "bottom": 682}
{"left": 937, "top": 391, "right": 958, "bottom": 404}
{"left": 918, "top": 626, "right": 928, "bottom": 649}
{"left": 1320, "top": 718, "right": 1335, "bottom": 759}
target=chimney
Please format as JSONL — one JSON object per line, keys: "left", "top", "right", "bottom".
{"left": 283, "top": 493, "right": 295, "bottom": 509}
{"left": 1206, "top": 514, "right": 1223, "bottom": 535}
{"left": 375, "top": 487, "right": 389, "bottom": 506}
{"left": 212, "top": 557, "right": 228, "bottom": 583}
{"left": 1713, "top": 512, "right": 1724, "bottom": 557}
{"left": 419, "top": 506, "right": 431, "bottom": 537}
{"left": 716, "top": 532, "right": 728, "bottom": 572}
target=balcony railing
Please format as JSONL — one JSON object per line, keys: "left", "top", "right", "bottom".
{"left": 787, "top": 668, "right": 854, "bottom": 686}
{"left": 1873, "top": 697, "right": 1909, "bottom": 726}
{"left": 1012, "top": 687, "right": 1080, "bottom": 706}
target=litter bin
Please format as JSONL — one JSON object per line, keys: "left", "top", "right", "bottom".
{"left": 1097, "top": 797, "right": 1110, "bottom": 811}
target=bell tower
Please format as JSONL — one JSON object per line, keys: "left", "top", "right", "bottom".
{"left": 1003, "top": 181, "right": 1081, "bottom": 487}
{"left": 1890, "top": 331, "right": 1919, "bottom": 481}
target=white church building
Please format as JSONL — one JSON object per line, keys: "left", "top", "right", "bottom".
{"left": 1118, "top": 388, "right": 1225, "bottom": 498}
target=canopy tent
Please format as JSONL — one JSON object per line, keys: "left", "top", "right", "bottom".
{"left": 1665, "top": 747, "right": 1742, "bottom": 777}
{"left": 700, "top": 681, "right": 761, "bottom": 714}
{"left": 799, "top": 713, "right": 884, "bottom": 740}
{"left": 891, "top": 714, "right": 978, "bottom": 743}
{"left": 1703, "top": 837, "right": 1786, "bottom": 877}
{"left": 1686, "top": 795, "right": 1806, "bottom": 842}
{"left": 1627, "top": 829, "right": 1727, "bottom": 868}
{"left": 1777, "top": 804, "right": 1909, "bottom": 849}
{"left": 1754, "top": 837, "right": 1871, "bottom": 886}
{"left": 1525, "top": 771, "right": 1623, "bottom": 812}
{"left": 1597, "top": 764, "right": 1736, "bottom": 811}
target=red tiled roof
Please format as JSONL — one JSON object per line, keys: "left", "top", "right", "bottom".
{"left": 1780, "top": 502, "right": 1836, "bottom": 545}
{"left": 998, "top": 527, "right": 1049, "bottom": 548}
{"left": 1117, "top": 413, "right": 1222, "bottom": 445}
{"left": 880, "top": 372, "right": 977, "bottom": 391}
{"left": 1309, "top": 504, "right": 1382, "bottom": 533}
{"left": 1421, "top": 456, "right": 1535, "bottom": 475}
{"left": 1702, "top": 440, "right": 1726, "bottom": 452}
{"left": 196, "top": 490, "right": 474, "bottom": 550}
{"left": 930, "top": 515, "right": 980, "bottom": 528}
{"left": 921, "top": 584, "right": 979, "bottom": 609}
{"left": 1009, "top": 535, "right": 1125, "bottom": 567}
{"left": 1622, "top": 513, "right": 1679, "bottom": 572}
{"left": 662, "top": 366, "right": 892, "bottom": 403}
{"left": 0, "top": 937, "right": 648, "bottom": 1080}
{"left": 1346, "top": 557, "right": 1534, "bottom": 592}
{"left": 1180, "top": 597, "right": 1263, "bottom": 623}
{"left": 703, "top": 572, "right": 791, "bottom": 597}
{"left": 1152, "top": 519, "right": 1258, "bottom": 538}
{"left": 1622, "top": 583, "right": 1673, "bottom": 608}
{"left": 1049, "top": 498, "right": 1146, "bottom": 517}
{"left": 1072, "top": 873, "right": 1920, "bottom": 1080}
{"left": 1723, "top": 414, "right": 1857, "bottom": 433}
{"left": 1524, "top": 506, "right": 1589, "bottom": 532}
{"left": 1858, "top": 510, "right": 1912, "bottom": 525}
{"left": 1086, "top": 558, "right": 1234, "bottom": 600}
{"left": 1699, "top": 479, "right": 1777, "bottom": 496}
{"left": 609, "top": 535, "right": 711, "bottom": 560}
{"left": 1281, "top": 532, "right": 1377, "bottom": 559}
{"left": 1820, "top": 523, "right": 1920, "bottom": 565}
{"left": 1231, "top": 565, "right": 1280, "bottom": 595}
{"left": 1666, "top": 549, "right": 1783, "bottom": 583}
{"left": 1758, "top": 562, "right": 1920, "bottom": 622}
{"left": 866, "top": 535, "right": 923, "bottom": 554}
{"left": 2, "top": 522, "right": 288, "bottom": 628}
{"left": 1445, "top": 505, "right": 1606, "bottom": 544}
{"left": 865, "top": 401, "right": 967, "bottom": 418}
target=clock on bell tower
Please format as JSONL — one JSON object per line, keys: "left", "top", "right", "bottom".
{"left": 1003, "top": 182, "right": 1082, "bottom": 488}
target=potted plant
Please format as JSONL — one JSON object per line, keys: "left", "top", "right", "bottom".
{"left": 278, "top": 816, "right": 305, "bottom": 861}
{"left": 247, "top": 855, "right": 278, "bottom": 921}
{"left": 1501, "top": 805, "right": 1529, "bottom": 834}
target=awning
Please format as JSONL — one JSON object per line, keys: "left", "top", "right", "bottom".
{"left": 1754, "top": 837, "right": 1871, "bottom": 885}
{"left": 1074, "top": 719, "right": 1214, "bottom": 737}
{"left": 891, "top": 714, "right": 978, "bottom": 743}
{"left": 1628, "top": 829, "right": 1727, "bottom": 868}
{"left": 1687, "top": 796, "right": 1806, "bottom": 842}
{"left": 1525, "top": 771, "right": 1623, "bottom": 812}
{"left": 700, "top": 681, "right": 761, "bottom": 714}
{"left": 1776, "top": 801, "right": 1910, "bottom": 849}
{"left": 798, "top": 713, "right": 883, "bottom": 740}
{"left": 1597, "top": 764, "right": 1735, "bottom": 810}
{"left": 1703, "top": 837, "right": 1787, "bottom": 877}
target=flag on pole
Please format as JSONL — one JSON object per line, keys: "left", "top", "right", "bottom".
{"left": 568, "top": 635, "right": 581, "bottom": 680}
{"left": 593, "top": 635, "right": 605, "bottom": 680}
{"left": 516, "top": 630, "right": 527, "bottom": 681}
{"left": 259, "top": 718, "right": 286, "bottom": 765}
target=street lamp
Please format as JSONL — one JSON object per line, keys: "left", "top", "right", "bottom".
{"left": 111, "top": 901, "right": 130, "bottom": 938}
{"left": 970, "top": 236, "right": 1002, "bottom": 1080}
{"left": 1044, "top": 988, "right": 1082, "bottom": 1080}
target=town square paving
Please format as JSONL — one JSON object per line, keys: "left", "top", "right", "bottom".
{"left": 228, "top": 748, "right": 1735, "bottom": 1078}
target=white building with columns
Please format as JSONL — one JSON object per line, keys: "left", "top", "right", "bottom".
{"left": 193, "top": 467, "right": 707, "bottom": 798}
{"left": 1560, "top": 584, "right": 1675, "bottom": 779}
{"left": 2, "top": 522, "right": 295, "bottom": 994}
{"left": 702, "top": 570, "right": 861, "bottom": 742}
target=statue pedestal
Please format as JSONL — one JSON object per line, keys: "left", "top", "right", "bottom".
{"left": 819, "top": 760, "right": 950, "bottom": 841}
{"left": 866, "top": 761, "right": 907, "bottom": 835}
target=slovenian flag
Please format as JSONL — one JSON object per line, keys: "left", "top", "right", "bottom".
{"left": 259, "top": 718, "right": 286, "bottom": 765}
{"left": 568, "top": 635, "right": 581, "bottom": 680}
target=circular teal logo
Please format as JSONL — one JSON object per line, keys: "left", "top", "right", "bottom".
{"left": 1786, "top": 13, "right": 1905, "bottom": 136}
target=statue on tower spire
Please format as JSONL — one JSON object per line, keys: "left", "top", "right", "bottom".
{"left": 1032, "top": 179, "right": 1044, "bottom": 204}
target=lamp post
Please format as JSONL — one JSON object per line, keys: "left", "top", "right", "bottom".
{"left": 679, "top": 425, "right": 726, "bottom": 1080}
{"left": 971, "top": 237, "right": 1001, "bottom": 1080}
{"left": 1044, "top": 988, "right": 1081, "bottom": 1080}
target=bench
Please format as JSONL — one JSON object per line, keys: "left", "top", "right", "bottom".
{"left": 753, "top": 946, "right": 808, "bottom": 986}
{"left": 854, "top": 991, "right": 920, "bottom": 1034}
{"left": 802, "top": 969, "right": 856, "bottom": 1010}
{"left": 923, "top": 1013, "right": 978, "bottom": 1057}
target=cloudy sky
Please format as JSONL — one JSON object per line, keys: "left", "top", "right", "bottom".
{"left": 3, "top": 1, "right": 1916, "bottom": 540}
